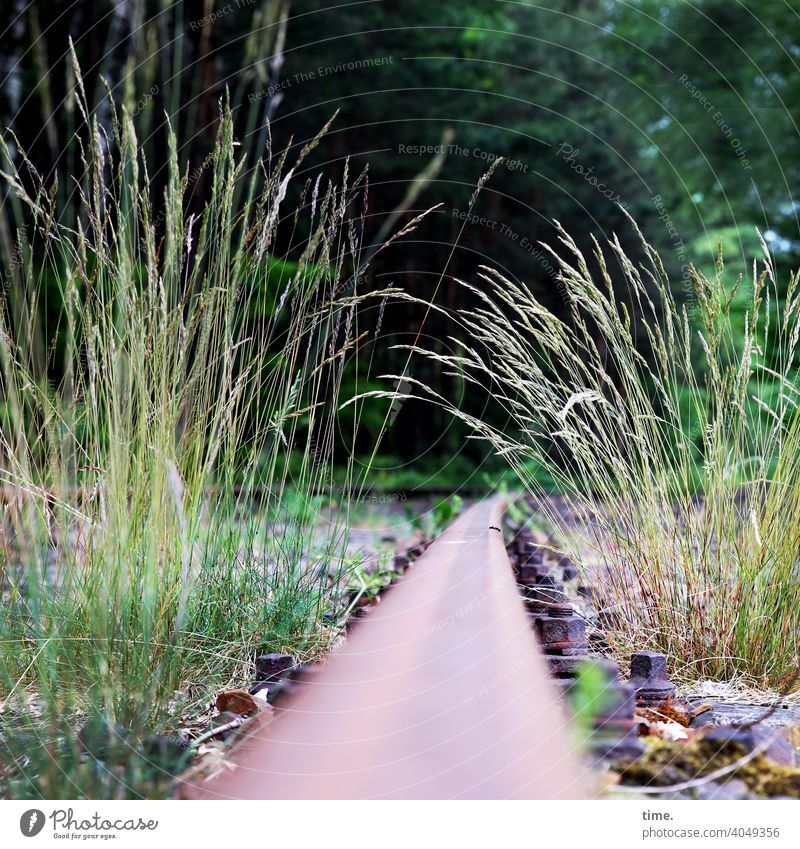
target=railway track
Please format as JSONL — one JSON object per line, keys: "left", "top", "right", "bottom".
{"left": 179, "top": 496, "right": 587, "bottom": 799}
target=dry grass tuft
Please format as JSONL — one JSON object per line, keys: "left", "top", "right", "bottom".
{"left": 377, "top": 217, "right": 800, "bottom": 689}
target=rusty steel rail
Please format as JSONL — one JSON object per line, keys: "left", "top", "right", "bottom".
{"left": 180, "top": 497, "right": 585, "bottom": 799}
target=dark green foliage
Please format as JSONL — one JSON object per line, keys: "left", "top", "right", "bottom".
{"left": 606, "top": 0, "right": 798, "bottom": 267}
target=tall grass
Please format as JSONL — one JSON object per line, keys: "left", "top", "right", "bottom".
{"left": 0, "top": 60, "right": 395, "bottom": 795}
{"left": 397, "top": 217, "right": 800, "bottom": 690}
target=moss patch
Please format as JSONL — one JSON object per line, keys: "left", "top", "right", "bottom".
{"left": 621, "top": 736, "right": 800, "bottom": 798}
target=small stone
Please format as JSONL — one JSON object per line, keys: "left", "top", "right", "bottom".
{"left": 251, "top": 689, "right": 270, "bottom": 706}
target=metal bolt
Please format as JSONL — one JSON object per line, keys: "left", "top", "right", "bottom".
{"left": 263, "top": 663, "right": 313, "bottom": 705}
{"left": 515, "top": 537, "right": 534, "bottom": 556}
{"left": 566, "top": 660, "right": 645, "bottom": 761}
{"left": 628, "top": 651, "right": 676, "bottom": 704}
{"left": 590, "top": 657, "right": 621, "bottom": 680}
{"left": 519, "top": 547, "right": 544, "bottom": 566}
{"left": 534, "top": 615, "right": 587, "bottom": 654}
{"left": 557, "top": 554, "right": 578, "bottom": 581}
{"left": 255, "top": 653, "right": 295, "bottom": 683}
{"left": 547, "top": 654, "right": 589, "bottom": 678}
{"left": 517, "top": 562, "right": 551, "bottom": 585}
{"left": 533, "top": 573, "right": 559, "bottom": 588}
{"left": 525, "top": 581, "right": 573, "bottom": 617}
